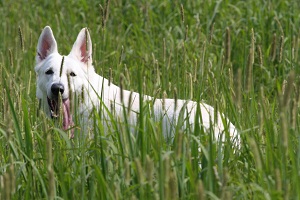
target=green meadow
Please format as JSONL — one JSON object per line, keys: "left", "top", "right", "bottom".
{"left": 1, "top": 0, "right": 300, "bottom": 199}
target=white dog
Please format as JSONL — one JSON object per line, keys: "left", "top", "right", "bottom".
{"left": 35, "top": 26, "right": 239, "bottom": 146}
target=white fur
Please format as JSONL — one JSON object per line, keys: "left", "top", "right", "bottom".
{"left": 35, "top": 26, "right": 239, "bottom": 146}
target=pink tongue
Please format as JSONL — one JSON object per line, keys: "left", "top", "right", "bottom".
{"left": 62, "top": 99, "right": 74, "bottom": 138}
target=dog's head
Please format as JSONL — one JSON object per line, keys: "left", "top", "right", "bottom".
{"left": 35, "top": 26, "right": 93, "bottom": 133}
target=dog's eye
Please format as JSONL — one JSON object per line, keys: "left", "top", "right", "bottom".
{"left": 45, "top": 69, "right": 54, "bottom": 75}
{"left": 70, "top": 72, "right": 76, "bottom": 77}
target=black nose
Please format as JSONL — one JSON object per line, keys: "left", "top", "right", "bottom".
{"left": 51, "top": 83, "right": 65, "bottom": 96}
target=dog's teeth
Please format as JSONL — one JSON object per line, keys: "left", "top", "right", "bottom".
{"left": 50, "top": 110, "right": 58, "bottom": 118}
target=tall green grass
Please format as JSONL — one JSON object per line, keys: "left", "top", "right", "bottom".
{"left": 1, "top": 0, "right": 300, "bottom": 199}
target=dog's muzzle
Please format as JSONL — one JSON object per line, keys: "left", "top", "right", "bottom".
{"left": 48, "top": 83, "right": 74, "bottom": 137}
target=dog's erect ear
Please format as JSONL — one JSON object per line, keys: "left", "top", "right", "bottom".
{"left": 36, "top": 26, "right": 58, "bottom": 64}
{"left": 69, "top": 28, "right": 92, "bottom": 65}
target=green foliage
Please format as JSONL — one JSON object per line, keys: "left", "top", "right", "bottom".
{"left": 1, "top": 0, "right": 300, "bottom": 199}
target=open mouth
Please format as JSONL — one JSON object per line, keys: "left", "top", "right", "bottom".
{"left": 47, "top": 97, "right": 74, "bottom": 137}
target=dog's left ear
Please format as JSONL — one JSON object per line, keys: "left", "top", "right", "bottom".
{"left": 69, "top": 28, "right": 92, "bottom": 65}
{"left": 36, "top": 26, "right": 58, "bottom": 64}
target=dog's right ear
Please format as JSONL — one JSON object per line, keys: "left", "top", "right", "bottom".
{"left": 36, "top": 26, "right": 58, "bottom": 64}
{"left": 69, "top": 28, "right": 92, "bottom": 66}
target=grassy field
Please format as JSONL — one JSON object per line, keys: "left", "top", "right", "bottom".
{"left": 1, "top": 0, "right": 300, "bottom": 199}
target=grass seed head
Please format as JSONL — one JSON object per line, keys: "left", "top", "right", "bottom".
{"left": 134, "top": 158, "right": 144, "bottom": 184}
{"left": 9, "top": 49, "right": 13, "bottom": 67}
{"left": 175, "top": 130, "right": 183, "bottom": 159}
{"left": 124, "top": 64, "right": 130, "bottom": 85}
{"left": 81, "top": 85, "right": 85, "bottom": 104}
{"left": 9, "top": 159, "right": 15, "bottom": 194}
{"left": 292, "top": 35, "right": 296, "bottom": 60}
{"left": 164, "top": 155, "right": 170, "bottom": 199}
{"left": 120, "top": 73, "right": 124, "bottom": 103}
{"left": 209, "top": 22, "right": 215, "bottom": 44}
{"left": 249, "top": 138, "right": 262, "bottom": 170}
{"left": 100, "top": 0, "right": 110, "bottom": 29}
{"left": 119, "top": 45, "right": 124, "bottom": 65}
{"left": 180, "top": 4, "right": 184, "bottom": 24}
{"left": 275, "top": 168, "right": 282, "bottom": 192}
{"left": 67, "top": 74, "right": 72, "bottom": 104}
{"left": 127, "top": 90, "right": 133, "bottom": 114}
{"left": 153, "top": 88, "right": 161, "bottom": 103}
{"left": 246, "top": 53, "right": 253, "bottom": 92}
{"left": 18, "top": 26, "right": 24, "bottom": 52}
{"left": 196, "top": 180, "right": 206, "bottom": 200}
{"left": 270, "top": 33, "right": 277, "bottom": 61}
{"left": 225, "top": 27, "right": 231, "bottom": 64}
{"left": 124, "top": 159, "right": 130, "bottom": 186}
{"left": 279, "top": 35, "right": 284, "bottom": 63}
{"left": 4, "top": 173, "right": 11, "bottom": 200}
{"left": 174, "top": 87, "right": 177, "bottom": 110}
{"left": 188, "top": 72, "right": 193, "bottom": 99}
{"left": 162, "top": 91, "right": 167, "bottom": 110}
{"left": 193, "top": 58, "right": 198, "bottom": 82}
{"left": 185, "top": 25, "right": 188, "bottom": 41}
{"left": 108, "top": 67, "right": 112, "bottom": 86}
{"left": 275, "top": 17, "right": 284, "bottom": 36}
{"left": 47, "top": 133, "right": 55, "bottom": 200}
{"left": 169, "top": 171, "right": 178, "bottom": 199}
{"left": 163, "top": 38, "right": 166, "bottom": 63}
{"left": 280, "top": 111, "right": 288, "bottom": 152}
{"left": 59, "top": 56, "right": 64, "bottom": 78}
{"left": 282, "top": 70, "right": 295, "bottom": 108}
{"left": 257, "top": 45, "right": 263, "bottom": 66}
{"left": 145, "top": 155, "right": 154, "bottom": 184}
{"left": 250, "top": 28, "right": 255, "bottom": 64}
{"left": 294, "top": 35, "right": 299, "bottom": 62}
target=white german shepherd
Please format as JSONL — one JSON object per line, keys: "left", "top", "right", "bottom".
{"left": 35, "top": 26, "right": 239, "bottom": 146}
